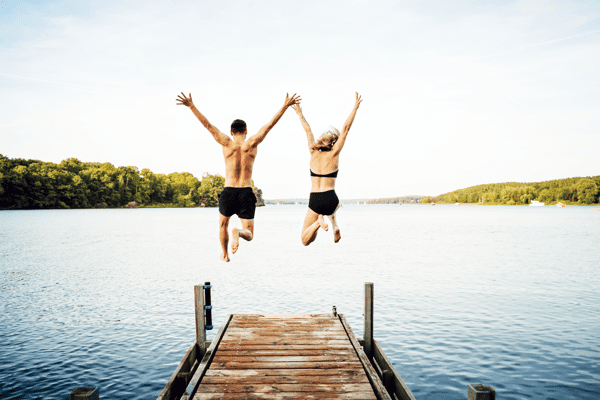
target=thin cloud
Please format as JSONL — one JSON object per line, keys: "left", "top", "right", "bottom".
{"left": 463, "top": 29, "right": 600, "bottom": 64}
{"left": 0, "top": 72, "right": 103, "bottom": 92}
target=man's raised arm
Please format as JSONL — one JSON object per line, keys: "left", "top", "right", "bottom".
{"left": 248, "top": 93, "right": 301, "bottom": 147}
{"left": 176, "top": 92, "right": 230, "bottom": 146}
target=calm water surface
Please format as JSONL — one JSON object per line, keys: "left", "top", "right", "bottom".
{"left": 1, "top": 205, "right": 599, "bottom": 399}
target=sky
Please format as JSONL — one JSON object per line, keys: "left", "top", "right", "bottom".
{"left": 1, "top": 0, "right": 599, "bottom": 199}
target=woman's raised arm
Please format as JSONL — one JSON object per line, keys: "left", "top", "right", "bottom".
{"left": 332, "top": 92, "right": 362, "bottom": 155}
{"left": 292, "top": 104, "right": 316, "bottom": 151}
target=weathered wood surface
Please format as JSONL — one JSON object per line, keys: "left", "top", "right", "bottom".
{"left": 339, "top": 314, "right": 392, "bottom": 400}
{"left": 193, "top": 314, "right": 378, "bottom": 400}
{"left": 195, "top": 285, "right": 207, "bottom": 357}
{"left": 182, "top": 315, "right": 233, "bottom": 400}
{"left": 373, "top": 339, "right": 416, "bottom": 400}
{"left": 156, "top": 342, "right": 198, "bottom": 400}
{"left": 364, "top": 283, "right": 374, "bottom": 359}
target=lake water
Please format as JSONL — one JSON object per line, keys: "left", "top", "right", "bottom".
{"left": 1, "top": 205, "right": 599, "bottom": 400}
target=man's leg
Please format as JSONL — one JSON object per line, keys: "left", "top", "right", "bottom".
{"left": 232, "top": 218, "right": 254, "bottom": 254}
{"left": 219, "top": 214, "right": 231, "bottom": 262}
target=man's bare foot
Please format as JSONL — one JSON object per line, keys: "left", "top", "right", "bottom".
{"left": 318, "top": 215, "right": 329, "bottom": 231}
{"left": 334, "top": 228, "right": 341, "bottom": 243}
{"left": 231, "top": 228, "right": 239, "bottom": 254}
{"left": 220, "top": 252, "right": 230, "bottom": 262}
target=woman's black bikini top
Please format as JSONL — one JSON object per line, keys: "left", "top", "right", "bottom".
{"left": 310, "top": 169, "right": 338, "bottom": 178}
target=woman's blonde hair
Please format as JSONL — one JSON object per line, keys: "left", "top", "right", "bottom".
{"left": 311, "top": 126, "right": 340, "bottom": 151}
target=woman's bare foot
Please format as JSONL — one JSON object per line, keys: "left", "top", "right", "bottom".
{"left": 231, "top": 228, "right": 240, "bottom": 254}
{"left": 333, "top": 227, "right": 341, "bottom": 243}
{"left": 318, "top": 215, "right": 329, "bottom": 231}
{"left": 220, "top": 252, "right": 230, "bottom": 262}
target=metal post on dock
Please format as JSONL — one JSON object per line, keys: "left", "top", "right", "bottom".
{"left": 194, "top": 282, "right": 213, "bottom": 358}
{"left": 70, "top": 387, "right": 99, "bottom": 400}
{"left": 468, "top": 384, "right": 495, "bottom": 400}
{"left": 364, "top": 282, "right": 374, "bottom": 359}
{"left": 204, "top": 282, "right": 213, "bottom": 330}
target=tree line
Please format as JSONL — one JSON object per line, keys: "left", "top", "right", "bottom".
{"left": 420, "top": 176, "right": 600, "bottom": 205}
{"left": 0, "top": 154, "right": 264, "bottom": 210}
{"left": 366, "top": 195, "right": 422, "bottom": 204}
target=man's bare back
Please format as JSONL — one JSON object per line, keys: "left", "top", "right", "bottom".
{"left": 176, "top": 92, "right": 301, "bottom": 261}
{"left": 221, "top": 135, "right": 257, "bottom": 188}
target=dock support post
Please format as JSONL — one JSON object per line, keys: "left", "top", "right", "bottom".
{"left": 364, "top": 282, "right": 374, "bottom": 359}
{"left": 70, "top": 387, "right": 99, "bottom": 400}
{"left": 194, "top": 283, "right": 207, "bottom": 357}
{"left": 468, "top": 384, "right": 495, "bottom": 400}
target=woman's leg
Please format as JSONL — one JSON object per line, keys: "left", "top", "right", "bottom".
{"left": 326, "top": 203, "right": 342, "bottom": 243}
{"left": 302, "top": 208, "right": 327, "bottom": 246}
{"left": 326, "top": 213, "right": 341, "bottom": 243}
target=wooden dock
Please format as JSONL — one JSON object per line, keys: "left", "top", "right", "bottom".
{"left": 196, "top": 313, "right": 380, "bottom": 399}
{"left": 157, "top": 283, "right": 417, "bottom": 400}
{"left": 73, "top": 282, "right": 496, "bottom": 400}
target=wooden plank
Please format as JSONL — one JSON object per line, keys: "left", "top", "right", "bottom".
{"left": 210, "top": 361, "right": 364, "bottom": 369}
{"left": 156, "top": 342, "right": 197, "bottom": 400}
{"left": 196, "top": 383, "right": 376, "bottom": 393}
{"left": 222, "top": 333, "right": 349, "bottom": 340}
{"left": 215, "top": 349, "right": 355, "bottom": 356}
{"left": 226, "top": 326, "right": 345, "bottom": 331}
{"left": 212, "top": 355, "right": 359, "bottom": 363}
{"left": 230, "top": 317, "right": 338, "bottom": 321}
{"left": 181, "top": 314, "right": 233, "bottom": 400}
{"left": 227, "top": 324, "right": 340, "bottom": 329}
{"left": 204, "top": 369, "right": 368, "bottom": 378}
{"left": 202, "top": 372, "right": 369, "bottom": 385}
{"left": 219, "top": 338, "right": 351, "bottom": 345}
{"left": 227, "top": 328, "right": 345, "bottom": 337}
{"left": 230, "top": 317, "right": 336, "bottom": 324}
{"left": 195, "top": 392, "right": 377, "bottom": 399}
{"left": 232, "top": 314, "right": 333, "bottom": 319}
{"left": 226, "top": 326, "right": 345, "bottom": 332}
{"left": 215, "top": 344, "right": 354, "bottom": 351}
{"left": 228, "top": 319, "right": 341, "bottom": 324}
{"left": 339, "top": 314, "right": 392, "bottom": 400}
{"left": 373, "top": 339, "right": 416, "bottom": 400}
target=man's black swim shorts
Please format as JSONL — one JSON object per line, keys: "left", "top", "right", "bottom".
{"left": 218, "top": 187, "right": 257, "bottom": 219}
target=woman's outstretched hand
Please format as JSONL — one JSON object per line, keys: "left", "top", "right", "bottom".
{"left": 354, "top": 92, "right": 363, "bottom": 108}
{"left": 176, "top": 92, "right": 194, "bottom": 108}
{"left": 291, "top": 103, "right": 303, "bottom": 115}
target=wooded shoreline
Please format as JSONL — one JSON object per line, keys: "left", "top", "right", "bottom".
{"left": 0, "top": 155, "right": 264, "bottom": 210}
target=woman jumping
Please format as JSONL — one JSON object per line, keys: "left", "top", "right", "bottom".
{"left": 292, "top": 93, "right": 362, "bottom": 246}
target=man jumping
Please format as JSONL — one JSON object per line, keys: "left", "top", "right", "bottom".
{"left": 176, "top": 92, "right": 301, "bottom": 262}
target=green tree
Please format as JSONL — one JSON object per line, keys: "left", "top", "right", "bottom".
{"left": 576, "top": 178, "right": 599, "bottom": 204}
{"left": 198, "top": 173, "right": 225, "bottom": 207}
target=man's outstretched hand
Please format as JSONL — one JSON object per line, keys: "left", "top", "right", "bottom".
{"left": 176, "top": 92, "right": 194, "bottom": 108}
{"left": 284, "top": 93, "right": 301, "bottom": 108}
{"left": 354, "top": 92, "right": 363, "bottom": 108}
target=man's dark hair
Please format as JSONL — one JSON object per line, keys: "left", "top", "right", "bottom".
{"left": 231, "top": 119, "right": 247, "bottom": 133}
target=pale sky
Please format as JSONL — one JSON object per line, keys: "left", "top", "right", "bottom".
{"left": 1, "top": 0, "right": 599, "bottom": 199}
